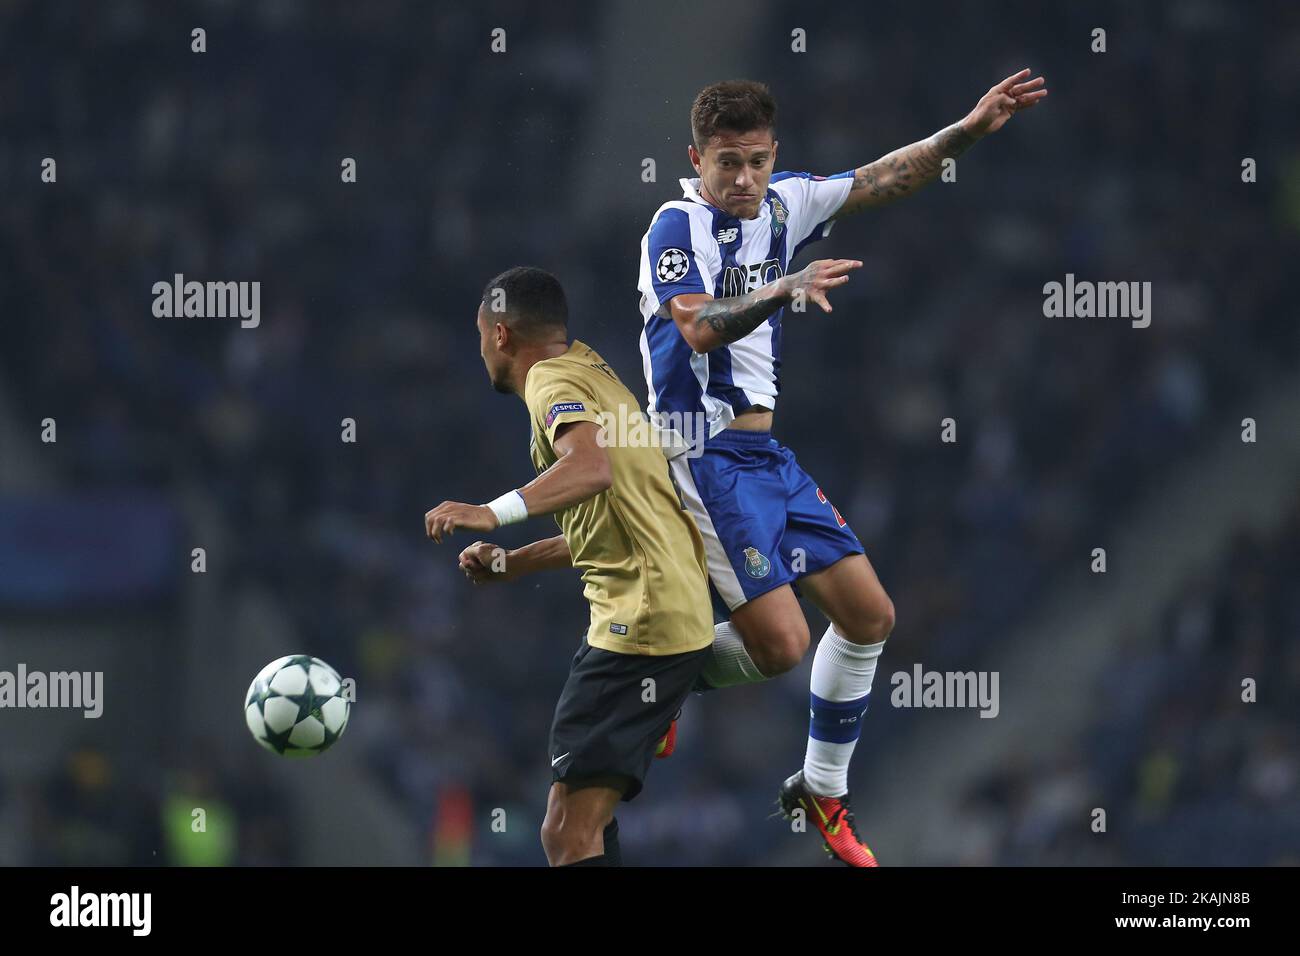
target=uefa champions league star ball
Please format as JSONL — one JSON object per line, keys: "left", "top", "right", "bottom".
{"left": 244, "top": 655, "right": 351, "bottom": 756}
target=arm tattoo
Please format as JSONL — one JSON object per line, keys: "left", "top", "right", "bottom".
{"left": 844, "top": 122, "right": 977, "bottom": 214}
{"left": 692, "top": 289, "right": 785, "bottom": 347}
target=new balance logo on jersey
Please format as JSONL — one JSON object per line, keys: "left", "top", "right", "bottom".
{"left": 715, "top": 227, "right": 738, "bottom": 243}
{"left": 722, "top": 258, "right": 783, "bottom": 297}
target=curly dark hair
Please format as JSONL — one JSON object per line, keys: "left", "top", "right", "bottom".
{"left": 690, "top": 80, "right": 777, "bottom": 150}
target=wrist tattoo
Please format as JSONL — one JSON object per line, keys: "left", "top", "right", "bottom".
{"left": 847, "top": 123, "right": 978, "bottom": 210}
{"left": 932, "top": 123, "right": 977, "bottom": 160}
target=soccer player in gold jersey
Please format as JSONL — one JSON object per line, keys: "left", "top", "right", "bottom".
{"left": 424, "top": 266, "right": 714, "bottom": 866}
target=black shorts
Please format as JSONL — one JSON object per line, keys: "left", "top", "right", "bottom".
{"left": 548, "top": 638, "right": 710, "bottom": 802}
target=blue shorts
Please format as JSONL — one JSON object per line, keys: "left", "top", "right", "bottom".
{"left": 669, "top": 429, "right": 865, "bottom": 611}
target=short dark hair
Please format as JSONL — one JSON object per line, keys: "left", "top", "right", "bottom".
{"left": 480, "top": 266, "right": 568, "bottom": 340}
{"left": 690, "top": 80, "right": 777, "bottom": 150}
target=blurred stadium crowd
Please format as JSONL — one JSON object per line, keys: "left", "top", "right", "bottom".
{"left": 1, "top": 1, "right": 1297, "bottom": 864}
{"left": 945, "top": 491, "right": 1300, "bottom": 865}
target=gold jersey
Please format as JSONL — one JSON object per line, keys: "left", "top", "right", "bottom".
{"left": 525, "top": 340, "right": 713, "bottom": 656}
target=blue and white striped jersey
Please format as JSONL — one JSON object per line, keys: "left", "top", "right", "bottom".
{"left": 637, "top": 171, "right": 854, "bottom": 447}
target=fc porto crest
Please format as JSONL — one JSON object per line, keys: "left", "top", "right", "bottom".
{"left": 769, "top": 195, "right": 788, "bottom": 238}
{"left": 742, "top": 546, "right": 771, "bottom": 579}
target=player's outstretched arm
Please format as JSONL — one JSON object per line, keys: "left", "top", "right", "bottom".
{"left": 669, "top": 258, "right": 863, "bottom": 353}
{"left": 834, "top": 68, "right": 1047, "bottom": 218}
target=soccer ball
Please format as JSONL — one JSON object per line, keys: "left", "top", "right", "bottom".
{"left": 244, "top": 655, "right": 351, "bottom": 757}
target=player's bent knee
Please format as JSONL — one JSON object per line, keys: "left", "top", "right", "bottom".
{"left": 747, "top": 627, "right": 809, "bottom": 676}
{"left": 835, "top": 590, "right": 896, "bottom": 645}
{"left": 731, "top": 590, "right": 811, "bottom": 675}
{"left": 872, "top": 594, "right": 896, "bottom": 641}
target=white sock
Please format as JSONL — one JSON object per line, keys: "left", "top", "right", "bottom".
{"left": 699, "top": 621, "right": 768, "bottom": 688}
{"left": 803, "top": 625, "right": 885, "bottom": 797}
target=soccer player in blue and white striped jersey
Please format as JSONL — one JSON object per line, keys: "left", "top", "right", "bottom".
{"left": 636, "top": 73, "right": 1046, "bottom": 865}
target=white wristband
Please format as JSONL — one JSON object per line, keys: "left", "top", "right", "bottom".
{"left": 484, "top": 490, "right": 528, "bottom": 526}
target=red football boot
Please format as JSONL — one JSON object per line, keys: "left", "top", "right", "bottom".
{"left": 779, "top": 770, "right": 880, "bottom": 867}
